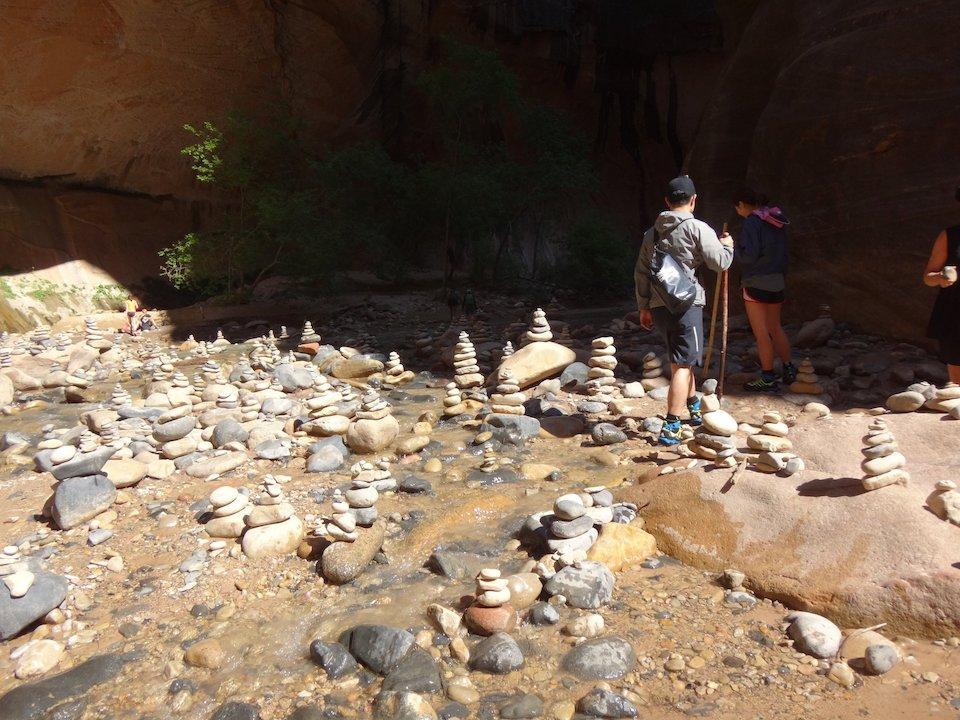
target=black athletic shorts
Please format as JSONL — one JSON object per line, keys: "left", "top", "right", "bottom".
{"left": 651, "top": 304, "right": 704, "bottom": 367}
{"left": 941, "top": 336, "right": 960, "bottom": 366}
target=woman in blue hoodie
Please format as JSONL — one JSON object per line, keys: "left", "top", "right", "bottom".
{"left": 733, "top": 189, "right": 796, "bottom": 392}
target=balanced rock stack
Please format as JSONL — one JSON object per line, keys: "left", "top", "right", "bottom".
{"left": 925, "top": 383, "right": 960, "bottom": 416}
{"left": 338, "top": 383, "right": 359, "bottom": 416}
{"left": 110, "top": 383, "right": 131, "bottom": 408}
{"left": 356, "top": 458, "right": 397, "bottom": 491}
{"left": 205, "top": 486, "right": 253, "bottom": 538}
{"left": 489, "top": 369, "right": 525, "bottom": 416}
{"left": 547, "top": 493, "right": 599, "bottom": 558}
{"left": 501, "top": 341, "right": 515, "bottom": 359}
{"left": 587, "top": 337, "right": 619, "bottom": 403}
{"left": 279, "top": 325, "right": 289, "bottom": 340}
{"left": 691, "top": 385, "right": 739, "bottom": 467}
{"left": 751, "top": 411, "right": 804, "bottom": 475}
{"left": 525, "top": 308, "right": 553, "bottom": 343}
{"left": 212, "top": 329, "right": 231, "bottom": 347}
{"left": 789, "top": 358, "right": 824, "bottom": 395}
{"left": 241, "top": 475, "right": 304, "bottom": 558}
{"left": 746, "top": 411, "right": 793, "bottom": 453}
{"left": 240, "top": 393, "right": 261, "bottom": 422}
{"left": 861, "top": 419, "right": 909, "bottom": 491}
{"left": 306, "top": 377, "right": 350, "bottom": 436}
{"left": 443, "top": 383, "right": 468, "bottom": 418}
{"left": 323, "top": 499, "right": 358, "bottom": 542}
{"left": 382, "top": 351, "right": 413, "bottom": 386}
{"left": 301, "top": 321, "right": 321, "bottom": 344}
{"left": 0, "top": 347, "right": 11, "bottom": 368}
{"left": 346, "top": 391, "right": 400, "bottom": 453}
{"left": 345, "top": 478, "right": 379, "bottom": 526}
{"left": 463, "top": 568, "right": 517, "bottom": 636}
{"left": 453, "top": 332, "right": 483, "bottom": 389}
{"left": 641, "top": 352, "right": 667, "bottom": 390}
{"left": 84, "top": 319, "right": 110, "bottom": 350}
{"left": 201, "top": 359, "right": 221, "bottom": 379}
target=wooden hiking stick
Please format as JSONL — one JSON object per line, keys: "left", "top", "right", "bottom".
{"left": 701, "top": 223, "right": 728, "bottom": 380}
{"left": 718, "top": 267, "right": 730, "bottom": 399}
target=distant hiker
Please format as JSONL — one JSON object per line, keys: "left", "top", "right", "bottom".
{"left": 733, "top": 188, "right": 796, "bottom": 392}
{"left": 635, "top": 175, "right": 734, "bottom": 446}
{"left": 124, "top": 295, "right": 139, "bottom": 336}
{"left": 923, "top": 187, "right": 960, "bottom": 383}
{"left": 462, "top": 289, "right": 478, "bottom": 317}
{"left": 445, "top": 288, "right": 460, "bottom": 322}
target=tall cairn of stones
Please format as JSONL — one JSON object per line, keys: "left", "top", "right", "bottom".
{"left": 789, "top": 358, "right": 824, "bottom": 395}
{"left": 501, "top": 341, "right": 515, "bottom": 359}
{"left": 587, "top": 336, "right": 620, "bottom": 403}
{"left": 861, "top": 419, "right": 909, "bottom": 491}
{"left": 301, "top": 321, "right": 321, "bottom": 343}
{"left": 751, "top": 411, "right": 804, "bottom": 476}
{"left": 241, "top": 475, "right": 304, "bottom": 558}
{"left": 490, "top": 369, "right": 525, "bottom": 416}
{"left": 641, "top": 352, "right": 667, "bottom": 390}
{"left": 306, "top": 375, "right": 349, "bottom": 436}
{"left": 443, "top": 383, "right": 468, "bottom": 419}
{"left": 463, "top": 568, "right": 517, "bottom": 636}
{"left": 205, "top": 486, "right": 253, "bottom": 539}
{"left": 323, "top": 498, "right": 358, "bottom": 542}
{"left": 691, "top": 382, "right": 738, "bottom": 467}
{"left": 525, "top": 308, "right": 552, "bottom": 344}
{"left": 345, "top": 390, "right": 400, "bottom": 453}
{"left": 383, "top": 351, "right": 413, "bottom": 386}
{"left": 453, "top": 332, "right": 483, "bottom": 389}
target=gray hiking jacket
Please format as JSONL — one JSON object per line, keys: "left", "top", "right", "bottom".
{"left": 634, "top": 210, "right": 733, "bottom": 311}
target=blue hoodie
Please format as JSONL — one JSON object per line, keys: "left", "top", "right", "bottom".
{"left": 737, "top": 208, "right": 789, "bottom": 292}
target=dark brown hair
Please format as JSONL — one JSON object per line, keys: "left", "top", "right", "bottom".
{"left": 733, "top": 188, "right": 769, "bottom": 207}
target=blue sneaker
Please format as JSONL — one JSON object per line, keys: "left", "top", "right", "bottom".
{"left": 686, "top": 397, "right": 702, "bottom": 426}
{"left": 658, "top": 419, "right": 683, "bottom": 446}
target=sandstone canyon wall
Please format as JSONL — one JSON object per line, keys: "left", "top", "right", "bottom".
{"left": 1, "top": 0, "right": 958, "bottom": 340}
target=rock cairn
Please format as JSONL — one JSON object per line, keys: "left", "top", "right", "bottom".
{"left": 0, "top": 347, "right": 11, "bottom": 368}
{"left": 212, "top": 329, "right": 231, "bottom": 347}
{"left": 84, "top": 319, "right": 109, "bottom": 349}
{"left": 240, "top": 475, "right": 303, "bottom": 557}
{"left": 861, "top": 419, "right": 909, "bottom": 491}
{"left": 463, "top": 568, "right": 517, "bottom": 636}
{"left": 443, "top": 383, "right": 467, "bottom": 418}
{"left": 306, "top": 376, "right": 349, "bottom": 435}
{"left": 345, "top": 477, "right": 379, "bottom": 526}
{"left": 789, "top": 358, "right": 823, "bottom": 395}
{"left": 110, "top": 383, "right": 131, "bottom": 408}
{"left": 501, "top": 341, "right": 515, "bottom": 359}
{"left": 746, "top": 410, "right": 793, "bottom": 452}
{"left": 453, "top": 332, "right": 483, "bottom": 389}
{"left": 587, "top": 337, "right": 619, "bottom": 403}
{"left": 301, "top": 321, "right": 321, "bottom": 343}
{"left": 350, "top": 459, "right": 397, "bottom": 492}
{"left": 547, "top": 493, "right": 599, "bottom": 558}
{"left": 323, "top": 499, "right": 358, "bottom": 542}
{"left": 750, "top": 411, "right": 804, "bottom": 475}
{"left": 346, "top": 390, "right": 400, "bottom": 453}
{"left": 205, "top": 486, "right": 252, "bottom": 538}
{"left": 279, "top": 325, "right": 289, "bottom": 340}
{"left": 239, "top": 392, "right": 260, "bottom": 421}
{"left": 490, "top": 369, "right": 524, "bottom": 416}
{"left": 641, "top": 352, "right": 666, "bottom": 390}
{"left": 525, "top": 308, "right": 552, "bottom": 343}
{"left": 691, "top": 383, "right": 738, "bottom": 467}
{"left": 383, "top": 351, "right": 412, "bottom": 386}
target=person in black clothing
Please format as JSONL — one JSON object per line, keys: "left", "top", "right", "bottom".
{"left": 445, "top": 288, "right": 460, "bottom": 322}
{"left": 733, "top": 188, "right": 796, "bottom": 392}
{"left": 923, "top": 187, "right": 960, "bottom": 384}
{"left": 462, "top": 289, "right": 478, "bottom": 317}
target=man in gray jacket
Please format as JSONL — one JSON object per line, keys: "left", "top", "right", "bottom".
{"left": 635, "top": 175, "right": 733, "bottom": 446}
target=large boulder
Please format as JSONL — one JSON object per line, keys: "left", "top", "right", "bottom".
{"left": 51, "top": 474, "right": 117, "bottom": 530}
{"left": 496, "top": 341, "right": 576, "bottom": 389}
{"left": 240, "top": 516, "right": 304, "bottom": 558}
{"left": 273, "top": 364, "right": 314, "bottom": 392}
{"left": 619, "top": 412, "right": 960, "bottom": 636}
{"left": 321, "top": 522, "right": 386, "bottom": 584}
{"left": 345, "top": 416, "right": 400, "bottom": 454}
